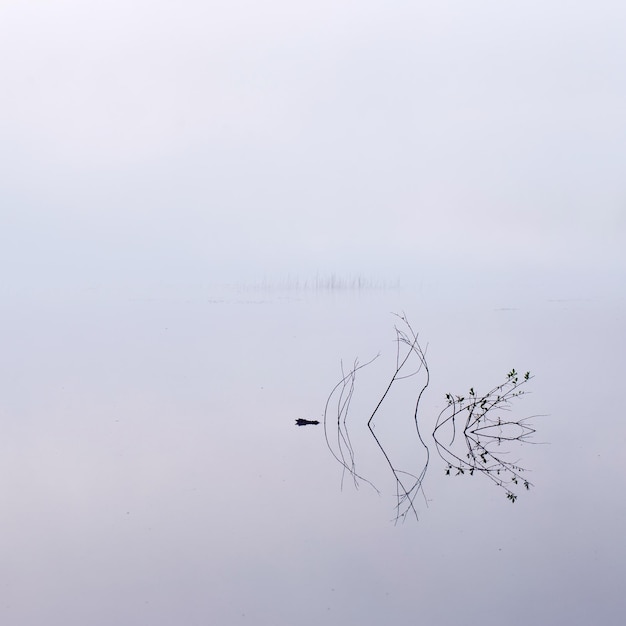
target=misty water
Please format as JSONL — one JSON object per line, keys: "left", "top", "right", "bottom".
{"left": 4, "top": 0, "right": 626, "bottom": 623}
{"left": 2, "top": 271, "right": 624, "bottom": 625}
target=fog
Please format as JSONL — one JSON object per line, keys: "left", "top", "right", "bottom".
{"left": 2, "top": 0, "right": 625, "bottom": 292}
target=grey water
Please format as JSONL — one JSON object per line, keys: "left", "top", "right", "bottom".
{"left": 1, "top": 270, "right": 624, "bottom": 625}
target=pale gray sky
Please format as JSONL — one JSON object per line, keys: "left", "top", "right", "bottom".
{"left": 1, "top": 0, "right": 625, "bottom": 290}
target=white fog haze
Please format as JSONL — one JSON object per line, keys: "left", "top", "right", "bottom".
{"left": 2, "top": 0, "right": 625, "bottom": 289}
{"left": 1, "top": 1, "right": 625, "bottom": 625}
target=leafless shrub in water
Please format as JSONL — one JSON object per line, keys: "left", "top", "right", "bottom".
{"left": 324, "top": 314, "right": 430, "bottom": 523}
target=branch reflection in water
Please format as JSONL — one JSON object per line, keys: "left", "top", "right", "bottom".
{"left": 434, "top": 369, "right": 537, "bottom": 504}
{"left": 322, "top": 314, "right": 540, "bottom": 523}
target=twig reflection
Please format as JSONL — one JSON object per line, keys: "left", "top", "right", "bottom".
{"left": 324, "top": 314, "right": 430, "bottom": 523}
{"left": 323, "top": 314, "right": 539, "bottom": 521}
{"left": 434, "top": 369, "right": 537, "bottom": 502}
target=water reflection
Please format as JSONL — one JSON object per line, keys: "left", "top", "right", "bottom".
{"left": 434, "top": 369, "right": 537, "bottom": 503}
{"left": 322, "top": 314, "right": 539, "bottom": 523}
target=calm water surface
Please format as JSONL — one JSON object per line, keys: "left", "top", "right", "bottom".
{"left": 1, "top": 275, "right": 624, "bottom": 625}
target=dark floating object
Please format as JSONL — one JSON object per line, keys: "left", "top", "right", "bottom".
{"left": 296, "top": 418, "right": 320, "bottom": 426}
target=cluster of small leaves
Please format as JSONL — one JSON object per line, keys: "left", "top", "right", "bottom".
{"left": 436, "top": 369, "right": 535, "bottom": 503}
